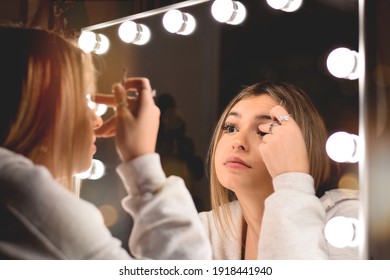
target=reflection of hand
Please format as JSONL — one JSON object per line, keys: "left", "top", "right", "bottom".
{"left": 93, "top": 77, "right": 160, "bottom": 162}
{"left": 258, "top": 105, "right": 309, "bottom": 179}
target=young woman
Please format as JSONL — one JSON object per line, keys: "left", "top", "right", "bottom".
{"left": 0, "top": 25, "right": 211, "bottom": 259}
{"left": 199, "top": 81, "right": 359, "bottom": 259}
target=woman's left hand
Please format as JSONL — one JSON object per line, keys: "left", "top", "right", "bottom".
{"left": 258, "top": 105, "right": 310, "bottom": 179}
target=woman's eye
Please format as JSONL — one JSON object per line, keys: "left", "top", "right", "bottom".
{"left": 257, "top": 131, "right": 267, "bottom": 137}
{"left": 222, "top": 124, "right": 237, "bottom": 134}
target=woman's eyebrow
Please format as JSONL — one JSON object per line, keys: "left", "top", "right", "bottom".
{"left": 227, "top": 111, "right": 272, "bottom": 121}
{"left": 227, "top": 111, "right": 241, "bottom": 118}
{"left": 255, "top": 114, "right": 272, "bottom": 121}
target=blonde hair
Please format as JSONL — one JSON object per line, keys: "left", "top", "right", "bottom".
{"left": 0, "top": 26, "right": 96, "bottom": 190}
{"left": 206, "top": 81, "right": 331, "bottom": 237}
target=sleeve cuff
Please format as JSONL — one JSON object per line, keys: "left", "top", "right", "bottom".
{"left": 272, "top": 172, "right": 315, "bottom": 195}
{"left": 116, "top": 153, "right": 166, "bottom": 196}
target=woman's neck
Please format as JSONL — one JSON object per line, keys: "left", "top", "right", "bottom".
{"left": 236, "top": 186, "right": 273, "bottom": 260}
{"left": 242, "top": 222, "right": 260, "bottom": 260}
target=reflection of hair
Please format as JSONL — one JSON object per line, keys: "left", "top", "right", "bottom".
{"left": 0, "top": 26, "right": 95, "bottom": 189}
{"left": 206, "top": 81, "right": 331, "bottom": 237}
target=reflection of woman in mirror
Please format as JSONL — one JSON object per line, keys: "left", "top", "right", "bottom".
{"left": 0, "top": 25, "right": 211, "bottom": 259}
{"left": 199, "top": 81, "right": 359, "bottom": 259}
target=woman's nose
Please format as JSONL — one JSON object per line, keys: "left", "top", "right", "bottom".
{"left": 92, "top": 111, "right": 103, "bottom": 130}
{"left": 232, "top": 137, "right": 247, "bottom": 151}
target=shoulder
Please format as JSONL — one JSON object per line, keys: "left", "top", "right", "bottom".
{"left": 198, "top": 201, "right": 242, "bottom": 259}
{"left": 320, "top": 188, "right": 359, "bottom": 219}
{"left": 0, "top": 147, "right": 34, "bottom": 171}
{"left": 0, "top": 148, "right": 53, "bottom": 195}
{"left": 0, "top": 148, "right": 101, "bottom": 220}
{"left": 0, "top": 148, "right": 114, "bottom": 258}
{"left": 0, "top": 148, "right": 74, "bottom": 206}
{"left": 199, "top": 200, "right": 242, "bottom": 234}
{"left": 320, "top": 188, "right": 359, "bottom": 209}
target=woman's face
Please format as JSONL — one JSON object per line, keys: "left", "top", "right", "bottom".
{"left": 214, "top": 94, "right": 278, "bottom": 195}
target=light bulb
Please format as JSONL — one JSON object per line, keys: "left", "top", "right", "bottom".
{"left": 178, "top": 13, "right": 196, "bottom": 35}
{"left": 75, "top": 164, "right": 93, "bottom": 179}
{"left": 229, "top": 1, "right": 246, "bottom": 24}
{"left": 326, "top": 132, "right": 360, "bottom": 163}
{"left": 266, "top": 0, "right": 290, "bottom": 10}
{"left": 266, "top": 0, "right": 303, "bottom": 12}
{"left": 163, "top": 10, "right": 182, "bottom": 33}
{"left": 78, "top": 31, "right": 97, "bottom": 53}
{"left": 118, "top": 21, "right": 151, "bottom": 45}
{"left": 87, "top": 95, "right": 108, "bottom": 116}
{"left": 94, "top": 34, "right": 110, "bottom": 54}
{"left": 119, "top": 21, "right": 138, "bottom": 43}
{"left": 75, "top": 159, "right": 105, "bottom": 180}
{"left": 163, "top": 10, "right": 196, "bottom": 35}
{"left": 324, "top": 216, "right": 359, "bottom": 248}
{"left": 211, "top": 0, "right": 246, "bottom": 25}
{"left": 281, "top": 0, "right": 303, "bottom": 12}
{"left": 134, "top": 24, "right": 151, "bottom": 45}
{"left": 94, "top": 104, "right": 108, "bottom": 116}
{"left": 89, "top": 159, "right": 105, "bottom": 180}
{"left": 78, "top": 31, "right": 109, "bottom": 54}
{"left": 327, "top": 47, "right": 359, "bottom": 80}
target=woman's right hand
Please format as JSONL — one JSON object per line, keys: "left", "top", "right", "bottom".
{"left": 94, "top": 77, "right": 160, "bottom": 162}
{"left": 258, "top": 105, "right": 309, "bottom": 179}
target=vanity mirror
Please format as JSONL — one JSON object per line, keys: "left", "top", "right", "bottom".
{"left": 77, "top": 0, "right": 362, "bottom": 256}
{"left": 5, "top": 0, "right": 381, "bottom": 259}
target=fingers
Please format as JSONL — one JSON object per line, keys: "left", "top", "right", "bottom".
{"left": 124, "top": 77, "right": 155, "bottom": 107}
{"left": 113, "top": 83, "right": 129, "bottom": 113}
{"left": 91, "top": 93, "right": 134, "bottom": 107}
{"left": 123, "top": 77, "right": 152, "bottom": 91}
{"left": 90, "top": 77, "right": 155, "bottom": 108}
{"left": 270, "top": 105, "right": 291, "bottom": 124}
{"left": 258, "top": 105, "right": 309, "bottom": 178}
{"left": 259, "top": 105, "right": 293, "bottom": 135}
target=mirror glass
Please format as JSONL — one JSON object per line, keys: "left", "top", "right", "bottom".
{"left": 79, "top": 0, "right": 359, "bottom": 252}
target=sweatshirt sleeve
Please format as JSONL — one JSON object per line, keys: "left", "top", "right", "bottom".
{"left": 116, "top": 153, "right": 212, "bottom": 260}
{"left": 258, "top": 172, "right": 328, "bottom": 259}
{"left": 0, "top": 148, "right": 131, "bottom": 260}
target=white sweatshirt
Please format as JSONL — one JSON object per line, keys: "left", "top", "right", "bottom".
{"left": 0, "top": 148, "right": 211, "bottom": 259}
{"left": 199, "top": 173, "right": 359, "bottom": 259}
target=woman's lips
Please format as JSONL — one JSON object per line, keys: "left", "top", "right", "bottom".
{"left": 224, "top": 157, "right": 251, "bottom": 168}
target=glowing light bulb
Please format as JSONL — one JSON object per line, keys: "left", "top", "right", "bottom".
{"left": 94, "top": 104, "right": 108, "bottom": 116}
{"left": 75, "top": 165, "right": 93, "bottom": 179}
{"left": 75, "top": 159, "right": 105, "bottom": 180}
{"left": 94, "top": 34, "right": 110, "bottom": 54}
{"left": 211, "top": 0, "right": 246, "bottom": 25}
{"left": 78, "top": 31, "right": 110, "bottom": 54}
{"left": 282, "top": 0, "right": 303, "bottom": 12}
{"left": 178, "top": 13, "right": 196, "bottom": 35}
{"left": 266, "top": 0, "right": 290, "bottom": 10}
{"left": 135, "top": 24, "right": 151, "bottom": 44}
{"left": 118, "top": 21, "right": 151, "bottom": 45}
{"left": 163, "top": 10, "right": 196, "bottom": 35}
{"left": 324, "top": 216, "right": 359, "bottom": 248}
{"left": 78, "top": 31, "right": 97, "bottom": 53}
{"left": 266, "top": 0, "right": 303, "bottom": 12}
{"left": 89, "top": 159, "right": 105, "bottom": 180}
{"left": 326, "top": 132, "right": 360, "bottom": 163}
{"left": 327, "top": 47, "right": 359, "bottom": 80}
{"left": 87, "top": 95, "right": 108, "bottom": 116}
